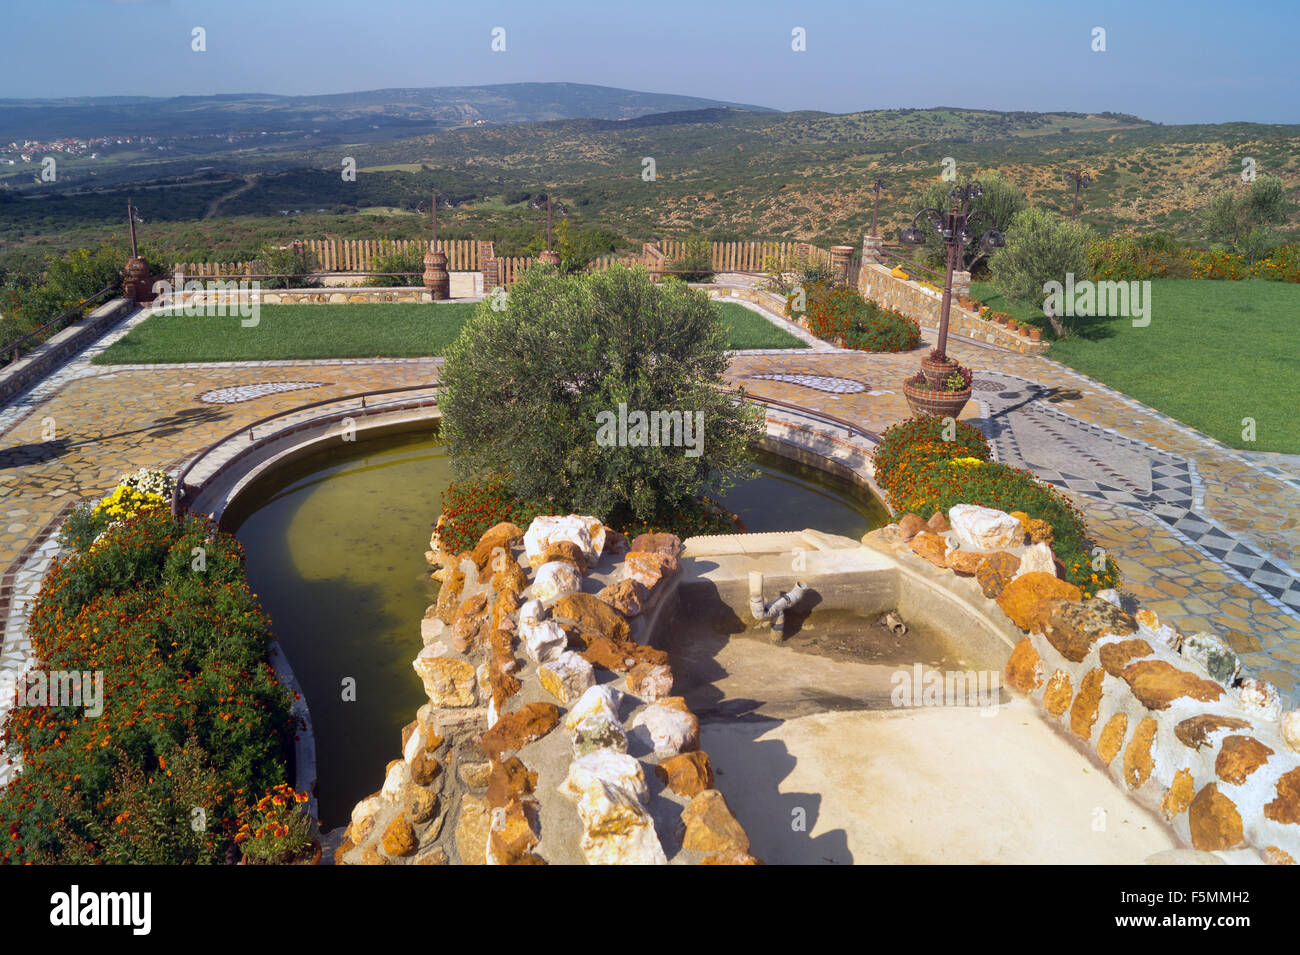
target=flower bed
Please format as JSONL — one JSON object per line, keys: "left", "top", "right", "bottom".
{"left": 872, "top": 418, "right": 1119, "bottom": 595}
{"left": 786, "top": 281, "right": 920, "bottom": 352}
{"left": 0, "top": 506, "right": 296, "bottom": 864}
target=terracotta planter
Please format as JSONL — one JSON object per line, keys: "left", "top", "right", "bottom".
{"left": 1029, "top": 329, "right": 1041, "bottom": 342}
{"left": 920, "top": 354, "right": 961, "bottom": 390}
{"left": 903, "top": 379, "right": 972, "bottom": 418}
{"left": 1006, "top": 319, "right": 1018, "bottom": 331}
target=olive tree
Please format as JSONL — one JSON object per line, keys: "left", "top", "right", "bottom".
{"left": 990, "top": 207, "right": 1092, "bottom": 334}
{"left": 913, "top": 171, "right": 1027, "bottom": 272}
{"left": 438, "top": 264, "right": 763, "bottom": 523}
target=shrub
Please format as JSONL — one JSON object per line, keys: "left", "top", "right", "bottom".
{"left": 436, "top": 475, "right": 550, "bottom": 555}
{"left": 668, "top": 235, "right": 713, "bottom": 282}
{"left": 365, "top": 244, "right": 425, "bottom": 287}
{"left": 789, "top": 281, "right": 920, "bottom": 352}
{"left": 0, "top": 509, "right": 295, "bottom": 864}
{"left": 883, "top": 456, "right": 1120, "bottom": 595}
{"left": 991, "top": 207, "right": 1093, "bottom": 308}
{"left": 438, "top": 265, "right": 763, "bottom": 528}
{"left": 254, "top": 243, "right": 318, "bottom": 289}
{"left": 872, "top": 417, "right": 992, "bottom": 496}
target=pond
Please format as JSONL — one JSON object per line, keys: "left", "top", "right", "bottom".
{"left": 227, "top": 429, "right": 887, "bottom": 827}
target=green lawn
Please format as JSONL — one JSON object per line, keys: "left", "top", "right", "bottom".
{"left": 94, "top": 300, "right": 805, "bottom": 365}
{"left": 715, "top": 301, "right": 808, "bottom": 350}
{"left": 971, "top": 278, "right": 1300, "bottom": 453}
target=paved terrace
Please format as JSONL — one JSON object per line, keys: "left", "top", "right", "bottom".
{"left": 1, "top": 290, "right": 1298, "bottom": 708}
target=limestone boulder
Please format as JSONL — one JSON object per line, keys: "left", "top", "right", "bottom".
{"left": 1012, "top": 541, "right": 1057, "bottom": 579}
{"left": 532, "top": 560, "right": 582, "bottom": 604}
{"left": 523, "top": 514, "right": 605, "bottom": 566}
{"left": 1236, "top": 678, "right": 1283, "bottom": 721}
{"left": 629, "top": 532, "right": 683, "bottom": 557}
{"left": 519, "top": 619, "right": 569, "bottom": 665}
{"left": 596, "top": 578, "right": 649, "bottom": 617}
{"left": 479, "top": 702, "right": 561, "bottom": 760}
{"left": 1180, "top": 631, "right": 1242, "bottom": 686}
{"left": 995, "top": 573, "right": 1082, "bottom": 633}
{"left": 896, "top": 513, "right": 925, "bottom": 542}
{"left": 1044, "top": 598, "right": 1137, "bottom": 663}
{"left": 623, "top": 550, "right": 679, "bottom": 592}
{"left": 908, "top": 531, "right": 948, "bottom": 568}
{"left": 629, "top": 699, "right": 699, "bottom": 756}
{"left": 655, "top": 752, "right": 715, "bottom": 796}
{"left": 680, "top": 789, "right": 749, "bottom": 854}
{"left": 949, "top": 504, "right": 1024, "bottom": 550}
{"left": 552, "top": 592, "right": 631, "bottom": 641}
{"left": 538, "top": 650, "right": 596, "bottom": 705}
{"left": 1135, "top": 609, "right": 1181, "bottom": 652}
{"left": 559, "top": 749, "right": 649, "bottom": 804}
{"left": 627, "top": 662, "right": 674, "bottom": 702}
{"left": 573, "top": 779, "right": 668, "bottom": 865}
{"left": 572, "top": 714, "right": 628, "bottom": 756}
{"left": 1281, "top": 711, "right": 1300, "bottom": 754}
{"left": 411, "top": 647, "right": 477, "bottom": 707}
{"left": 564, "top": 684, "right": 624, "bottom": 732}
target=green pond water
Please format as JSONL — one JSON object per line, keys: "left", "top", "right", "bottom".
{"left": 228, "top": 430, "right": 886, "bottom": 827}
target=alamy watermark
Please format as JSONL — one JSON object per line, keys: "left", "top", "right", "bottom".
{"left": 2, "top": 669, "right": 104, "bottom": 718}
{"left": 1042, "top": 273, "right": 1151, "bottom": 327}
{"left": 150, "top": 273, "right": 261, "bottom": 327}
{"left": 890, "top": 663, "right": 1001, "bottom": 715}
{"left": 595, "top": 402, "right": 704, "bottom": 457}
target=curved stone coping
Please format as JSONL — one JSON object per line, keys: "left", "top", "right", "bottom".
{"left": 179, "top": 390, "right": 441, "bottom": 818}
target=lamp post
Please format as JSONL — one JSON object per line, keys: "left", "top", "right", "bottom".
{"left": 122, "top": 199, "right": 153, "bottom": 303}
{"left": 1066, "top": 169, "right": 1092, "bottom": 221}
{"left": 898, "top": 182, "right": 1004, "bottom": 416}
{"left": 870, "top": 177, "right": 885, "bottom": 238}
{"left": 538, "top": 194, "right": 561, "bottom": 267}
{"left": 419, "top": 190, "right": 449, "bottom": 299}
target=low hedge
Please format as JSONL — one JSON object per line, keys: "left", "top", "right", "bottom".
{"left": 787, "top": 281, "right": 920, "bottom": 352}
{"left": 873, "top": 418, "right": 1120, "bottom": 596}
{"left": 0, "top": 508, "right": 295, "bottom": 864}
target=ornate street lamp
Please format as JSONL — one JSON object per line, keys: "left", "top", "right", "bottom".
{"left": 870, "top": 177, "right": 885, "bottom": 238}
{"left": 898, "top": 181, "right": 1004, "bottom": 416}
{"left": 418, "top": 190, "right": 449, "bottom": 299}
{"left": 122, "top": 199, "right": 154, "bottom": 303}
{"left": 538, "top": 194, "right": 561, "bottom": 267}
{"left": 1066, "top": 169, "right": 1092, "bottom": 221}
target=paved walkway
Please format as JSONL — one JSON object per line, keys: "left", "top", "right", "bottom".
{"left": 2, "top": 298, "right": 1299, "bottom": 704}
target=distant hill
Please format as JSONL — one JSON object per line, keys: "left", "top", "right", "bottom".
{"left": 0, "top": 82, "right": 775, "bottom": 141}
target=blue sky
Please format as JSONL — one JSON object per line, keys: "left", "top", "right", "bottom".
{"left": 2, "top": 0, "right": 1297, "bottom": 124}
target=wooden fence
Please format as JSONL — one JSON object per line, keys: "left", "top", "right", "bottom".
{"left": 172, "top": 238, "right": 857, "bottom": 286}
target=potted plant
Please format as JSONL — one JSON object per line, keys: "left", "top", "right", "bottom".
{"left": 235, "top": 783, "right": 321, "bottom": 865}
{"left": 903, "top": 364, "right": 973, "bottom": 418}
{"left": 920, "top": 347, "right": 962, "bottom": 389}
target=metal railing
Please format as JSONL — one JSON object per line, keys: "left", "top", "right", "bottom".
{"left": 171, "top": 382, "right": 443, "bottom": 516}
{"left": 1, "top": 285, "right": 116, "bottom": 365}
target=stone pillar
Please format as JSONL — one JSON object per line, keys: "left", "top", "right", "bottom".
{"left": 122, "top": 256, "right": 154, "bottom": 303}
{"left": 951, "top": 270, "right": 972, "bottom": 301}
{"left": 423, "top": 242, "right": 450, "bottom": 300}
{"left": 862, "top": 234, "right": 884, "bottom": 263}
{"left": 478, "top": 241, "right": 499, "bottom": 291}
{"left": 830, "top": 245, "right": 854, "bottom": 287}
{"left": 794, "top": 242, "right": 811, "bottom": 267}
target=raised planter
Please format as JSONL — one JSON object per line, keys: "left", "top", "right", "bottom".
{"left": 903, "top": 379, "right": 972, "bottom": 418}
{"left": 920, "top": 353, "right": 961, "bottom": 390}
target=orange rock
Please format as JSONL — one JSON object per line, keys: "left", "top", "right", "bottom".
{"left": 1043, "top": 669, "right": 1073, "bottom": 717}
{"left": 1264, "top": 767, "right": 1300, "bottom": 825}
{"left": 486, "top": 756, "right": 537, "bottom": 809}
{"left": 434, "top": 563, "right": 465, "bottom": 623}
{"left": 1262, "top": 846, "right": 1296, "bottom": 865}
{"left": 1188, "top": 783, "right": 1244, "bottom": 851}
{"left": 1045, "top": 599, "right": 1137, "bottom": 663}
{"left": 680, "top": 789, "right": 749, "bottom": 854}
{"left": 582, "top": 635, "right": 636, "bottom": 672}
{"left": 908, "top": 531, "right": 948, "bottom": 568}
{"left": 627, "top": 661, "right": 674, "bottom": 701}
{"left": 451, "top": 591, "right": 491, "bottom": 653}
{"left": 1097, "top": 712, "right": 1128, "bottom": 766}
{"left": 542, "top": 539, "right": 587, "bottom": 572}
{"left": 700, "top": 850, "right": 764, "bottom": 865}
{"left": 1004, "top": 637, "right": 1043, "bottom": 693}
{"left": 409, "top": 748, "right": 440, "bottom": 786}
{"left": 624, "top": 550, "right": 679, "bottom": 591}
{"left": 926, "top": 511, "right": 950, "bottom": 533}
{"left": 479, "top": 702, "right": 561, "bottom": 760}
{"left": 492, "top": 561, "right": 529, "bottom": 595}
{"left": 996, "top": 573, "right": 1082, "bottom": 632}
{"left": 629, "top": 532, "right": 683, "bottom": 557}
{"left": 1120, "top": 660, "right": 1225, "bottom": 711}
{"left": 655, "top": 752, "right": 715, "bottom": 796}
{"left": 492, "top": 589, "right": 522, "bottom": 631}
{"left": 596, "top": 578, "right": 649, "bottom": 617}
{"left": 1174, "top": 714, "right": 1253, "bottom": 750}
{"left": 1123, "top": 717, "right": 1158, "bottom": 789}
{"left": 1070, "top": 668, "right": 1106, "bottom": 740}
{"left": 1215, "top": 735, "right": 1274, "bottom": 785}
{"left": 944, "top": 549, "right": 987, "bottom": 575}
{"left": 487, "top": 799, "right": 541, "bottom": 865}
{"left": 381, "top": 814, "right": 418, "bottom": 856}
{"left": 975, "top": 551, "right": 1020, "bottom": 598}
{"left": 897, "top": 513, "right": 925, "bottom": 541}
{"left": 1098, "top": 638, "right": 1153, "bottom": 677}
{"left": 472, "top": 522, "right": 524, "bottom": 577}
{"left": 553, "top": 592, "right": 631, "bottom": 641}
{"left": 1161, "top": 769, "right": 1195, "bottom": 819}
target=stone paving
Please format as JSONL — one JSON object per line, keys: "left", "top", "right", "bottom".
{"left": 2, "top": 294, "right": 1298, "bottom": 715}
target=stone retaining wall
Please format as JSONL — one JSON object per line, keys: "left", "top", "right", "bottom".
{"left": 876, "top": 505, "right": 1300, "bottom": 863}
{"left": 336, "top": 519, "right": 758, "bottom": 865}
{"left": 856, "top": 257, "right": 1048, "bottom": 355}
{"left": 0, "top": 298, "right": 135, "bottom": 406}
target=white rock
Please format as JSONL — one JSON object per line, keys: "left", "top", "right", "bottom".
{"left": 1180, "top": 632, "right": 1241, "bottom": 686}
{"left": 420, "top": 615, "right": 445, "bottom": 645}
{"left": 1135, "top": 609, "right": 1181, "bottom": 652}
{"left": 351, "top": 795, "right": 382, "bottom": 831}
{"left": 564, "top": 684, "right": 624, "bottom": 732}
{"left": 1094, "top": 589, "right": 1122, "bottom": 608}
{"left": 948, "top": 504, "right": 1024, "bottom": 550}
{"left": 559, "top": 749, "right": 648, "bottom": 804}
{"left": 575, "top": 780, "right": 667, "bottom": 865}
{"left": 531, "top": 560, "right": 582, "bottom": 603}
{"left": 519, "top": 619, "right": 569, "bottom": 664}
{"left": 487, "top": 693, "right": 499, "bottom": 729}
{"left": 403, "top": 725, "right": 425, "bottom": 763}
{"left": 1281, "top": 711, "right": 1300, "bottom": 754}
{"left": 1013, "top": 541, "right": 1057, "bottom": 579}
{"left": 629, "top": 702, "right": 699, "bottom": 757}
{"left": 572, "top": 714, "right": 628, "bottom": 755}
{"left": 523, "top": 515, "right": 604, "bottom": 566}
{"left": 519, "top": 599, "right": 545, "bottom": 627}
{"left": 539, "top": 650, "right": 595, "bottom": 705}
{"left": 1236, "top": 678, "right": 1282, "bottom": 722}
{"left": 382, "top": 760, "right": 410, "bottom": 802}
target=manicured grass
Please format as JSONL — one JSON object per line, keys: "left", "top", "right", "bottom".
{"left": 94, "top": 303, "right": 479, "bottom": 363}
{"left": 715, "top": 301, "right": 808, "bottom": 350}
{"left": 971, "top": 278, "right": 1300, "bottom": 453}
{"left": 94, "top": 299, "right": 806, "bottom": 365}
